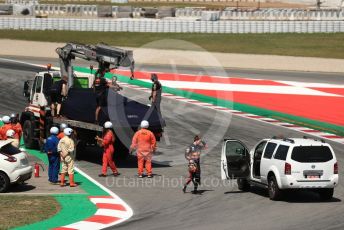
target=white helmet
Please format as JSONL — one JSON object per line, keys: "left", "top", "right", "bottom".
{"left": 10, "top": 113, "right": 19, "bottom": 123}
{"left": 2, "top": 116, "right": 10, "bottom": 124}
{"left": 104, "top": 121, "right": 113, "bottom": 129}
{"left": 60, "top": 123, "right": 68, "bottom": 131}
{"left": 140, "top": 120, "right": 149, "bottom": 129}
{"left": 6, "top": 129, "right": 15, "bottom": 138}
{"left": 50, "top": 127, "right": 59, "bottom": 135}
{"left": 63, "top": 128, "right": 73, "bottom": 136}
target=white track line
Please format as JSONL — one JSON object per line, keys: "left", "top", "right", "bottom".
{"left": 64, "top": 221, "right": 108, "bottom": 230}
{"left": 89, "top": 197, "right": 123, "bottom": 204}
{"left": 95, "top": 209, "right": 132, "bottom": 219}
{"left": 74, "top": 167, "right": 133, "bottom": 226}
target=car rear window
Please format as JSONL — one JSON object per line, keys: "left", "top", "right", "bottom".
{"left": 1, "top": 144, "right": 21, "bottom": 155}
{"left": 274, "top": 145, "right": 289, "bottom": 161}
{"left": 263, "top": 142, "right": 277, "bottom": 159}
{"left": 291, "top": 146, "right": 333, "bottom": 163}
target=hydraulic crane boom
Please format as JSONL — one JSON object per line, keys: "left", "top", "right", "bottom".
{"left": 56, "top": 43, "right": 135, "bottom": 88}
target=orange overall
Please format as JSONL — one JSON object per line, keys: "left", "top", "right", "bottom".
{"left": 131, "top": 128, "right": 156, "bottom": 176}
{"left": 11, "top": 123, "right": 22, "bottom": 140}
{"left": 102, "top": 130, "right": 118, "bottom": 175}
{"left": 0, "top": 124, "right": 12, "bottom": 140}
{"left": 57, "top": 132, "right": 65, "bottom": 139}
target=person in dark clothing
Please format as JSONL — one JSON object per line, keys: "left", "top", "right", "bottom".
{"left": 43, "top": 127, "right": 60, "bottom": 184}
{"left": 148, "top": 73, "right": 162, "bottom": 116}
{"left": 184, "top": 135, "right": 207, "bottom": 193}
{"left": 93, "top": 72, "right": 109, "bottom": 123}
{"left": 51, "top": 76, "right": 68, "bottom": 117}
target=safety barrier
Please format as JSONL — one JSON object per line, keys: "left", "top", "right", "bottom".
{"left": 5, "top": 0, "right": 38, "bottom": 5}
{"left": 6, "top": 3, "right": 344, "bottom": 20}
{"left": 175, "top": 8, "right": 344, "bottom": 21}
{"left": 128, "top": 0, "right": 266, "bottom": 2}
{"left": 33, "top": 4, "right": 99, "bottom": 16}
{"left": 31, "top": 4, "right": 171, "bottom": 18}
{"left": 41, "top": 0, "right": 110, "bottom": 2}
{"left": 1, "top": 17, "right": 344, "bottom": 33}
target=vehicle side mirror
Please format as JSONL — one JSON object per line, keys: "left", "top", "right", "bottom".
{"left": 23, "top": 81, "right": 30, "bottom": 98}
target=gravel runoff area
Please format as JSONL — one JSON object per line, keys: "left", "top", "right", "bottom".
{"left": 1, "top": 39, "right": 344, "bottom": 73}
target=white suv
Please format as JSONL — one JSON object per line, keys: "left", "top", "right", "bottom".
{"left": 0, "top": 140, "right": 32, "bottom": 192}
{"left": 221, "top": 137, "right": 339, "bottom": 200}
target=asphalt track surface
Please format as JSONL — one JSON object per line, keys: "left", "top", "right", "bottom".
{"left": 1, "top": 57, "right": 344, "bottom": 230}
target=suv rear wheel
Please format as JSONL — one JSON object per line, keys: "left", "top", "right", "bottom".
{"left": 268, "top": 175, "right": 282, "bottom": 200}
{"left": 317, "top": 188, "right": 334, "bottom": 201}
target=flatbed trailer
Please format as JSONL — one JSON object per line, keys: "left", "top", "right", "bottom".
{"left": 53, "top": 117, "right": 102, "bottom": 132}
{"left": 20, "top": 42, "right": 164, "bottom": 159}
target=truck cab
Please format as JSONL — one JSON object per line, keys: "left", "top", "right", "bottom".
{"left": 21, "top": 70, "right": 95, "bottom": 147}
{"left": 24, "top": 71, "right": 93, "bottom": 106}
{"left": 23, "top": 70, "right": 94, "bottom": 115}
{"left": 221, "top": 137, "right": 339, "bottom": 201}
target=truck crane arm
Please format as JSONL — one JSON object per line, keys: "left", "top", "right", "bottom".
{"left": 56, "top": 43, "right": 135, "bottom": 88}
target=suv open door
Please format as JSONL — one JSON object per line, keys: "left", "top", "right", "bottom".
{"left": 221, "top": 139, "right": 250, "bottom": 180}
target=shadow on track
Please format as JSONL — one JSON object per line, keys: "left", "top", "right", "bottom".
{"left": 76, "top": 146, "right": 171, "bottom": 169}
{"left": 225, "top": 186, "right": 341, "bottom": 203}
{"left": 6, "top": 183, "right": 36, "bottom": 193}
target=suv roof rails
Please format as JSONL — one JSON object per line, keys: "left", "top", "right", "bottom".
{"left": 272, "top": 135, "right": 285, "bottom": 139}
{"left": 312, "top": 138, "right": 326, "bottom": 143}
{"left": 283, "top": 138, "right": 295, "bottom": 144}
{"left": 304, "top": 136, "right": 327, "bottom": 143}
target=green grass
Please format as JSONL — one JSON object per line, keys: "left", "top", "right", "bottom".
{"left": 0, "top": 196, "right": 60, "bottom": 230}
{"left": 1, "top": 30, "right": 344, "bottom": 58}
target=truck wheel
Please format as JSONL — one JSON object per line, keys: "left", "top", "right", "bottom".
{"left": 45, "top": 117, "right": 53, "bottom": 139}
{"left": 76, "top": 140, "right": 86, "bottom": 160}
{"left": 23, "top": 120, "right": 37, "bottom": 149}
{"left": 0, "top": 172, "right": 10, "bottom": 193}
{"left": 237, "top": 178, "right": 250, "bottom": 192}
{"left": 268, "top": 175, "right": 282, "bottom": 201}
{"left": 114, "top": 141, "right": 129, "bottom": 160}
{"left": 318, "top": 188, "right": 334, "bottom": 201}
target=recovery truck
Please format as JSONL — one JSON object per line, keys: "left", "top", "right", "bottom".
{"left": 20, "top": 43, "right": 165, "bottom": 158}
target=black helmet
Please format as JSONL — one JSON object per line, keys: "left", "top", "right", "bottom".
{"left": 151, "top": 73, "right": 158, "bottom": 82}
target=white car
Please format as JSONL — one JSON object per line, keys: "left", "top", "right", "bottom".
{"left": 0, "top": 140, "right": 32, "bottom": 192}
{"left": 221, "top": 137, "right": 339, "bottom": 200}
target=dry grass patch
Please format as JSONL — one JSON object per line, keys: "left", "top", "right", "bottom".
{"left": 0, "top": 195, "right": 60, "bottom": 230}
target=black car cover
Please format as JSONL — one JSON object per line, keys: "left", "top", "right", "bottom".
{"left": 61, "top": 88, "right": 165, "bottom": 129}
